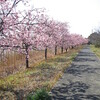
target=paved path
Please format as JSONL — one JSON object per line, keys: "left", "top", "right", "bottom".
{"left": 51, "top": 45, "right": 100, "bottom": 100}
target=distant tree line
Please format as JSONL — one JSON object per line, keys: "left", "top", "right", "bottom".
{"left": 88, "top": 31, "right": 100, "bottom": 47}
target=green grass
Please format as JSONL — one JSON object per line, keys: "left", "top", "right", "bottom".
{"left": 0, "top": 46, "right": 83, "bottom": 99}
{"left": 90, "top": 45, "right": 100, "bottom": 58}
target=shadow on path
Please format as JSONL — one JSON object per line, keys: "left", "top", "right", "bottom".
{"left": 51, "top": 81, "right": 100, "bottom": 100}
{"left": 65, "top": 64, "right": 100, "bottom": 76}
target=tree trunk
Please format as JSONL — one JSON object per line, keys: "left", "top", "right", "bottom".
{"left": 25, "top": 46, "right": 29, "bottom": 68}
{"left": 66, "top": 48, "right": 68, "bottom": 52}
{"left": 26, "top": 55, "right": 29, "bottom": 68}
{"left": 45, "top": 47, "right": 47, "bottom": 60}
{"left": 55, "top": 46, "right": 57, "bottom": 55}
{"left": 61, "top": 46, "right": 63, "bottom": 54}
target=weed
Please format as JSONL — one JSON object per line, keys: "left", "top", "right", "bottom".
{"left": 27, "top": 88, "right": 51, "bottom": 100}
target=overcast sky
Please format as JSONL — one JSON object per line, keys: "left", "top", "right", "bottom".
{"left": 30, "top": 0, "right": 100, "bottom": 38}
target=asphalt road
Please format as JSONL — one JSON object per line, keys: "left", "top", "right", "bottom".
{"left": 51, "top": 45, "right": 100, "bottom": 100}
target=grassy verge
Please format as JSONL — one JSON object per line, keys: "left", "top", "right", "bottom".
{"left": 90, "top": 45, "right": 100, "bottom": 58}
{"left": 0, "top": 46, "right": 83, "bottom": 100}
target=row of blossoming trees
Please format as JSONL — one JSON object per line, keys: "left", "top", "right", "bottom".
{"left": 0, "top": 0, "right": 88, "bottom": 69}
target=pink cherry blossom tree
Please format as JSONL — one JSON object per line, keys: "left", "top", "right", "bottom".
{"left": 58, "top": 22, "right": 69, "bottom": 53}
{"left": 5, "top": 9, "right": 46, "bottom": 68}
{"left": 0, "top": 0, "right": 46, "bottom": 68}
{"left": 34, "top": 17, "right": 56, "bottom": 59}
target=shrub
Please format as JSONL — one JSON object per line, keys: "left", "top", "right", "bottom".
{"left": 95, "top": 43, "right": 100, "bottom": 48}
{"left": 27, "top": 89, "right": 51, "bottom": 100}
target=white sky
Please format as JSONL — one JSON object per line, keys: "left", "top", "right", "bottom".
{"left": 30, "top": 0, "right": 100, "bottom": 38}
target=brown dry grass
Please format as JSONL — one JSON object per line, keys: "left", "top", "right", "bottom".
{"left": 0, "top": 48, "right": 68, "bottom": 77}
